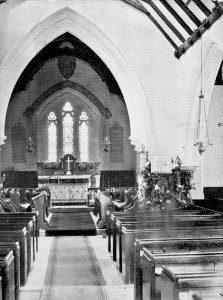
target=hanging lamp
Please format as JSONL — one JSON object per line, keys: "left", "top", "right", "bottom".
{"left": 194, "top": 37, "right": 212, "bottom": 155}
{"left": 26, "top": 87, "right": 36, "bottom": 153}
{"left": 102, "top": 99, "right": 111, "bottom": 152}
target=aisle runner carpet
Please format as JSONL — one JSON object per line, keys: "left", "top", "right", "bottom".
{"left": 45, "top": 212, "right": 97, "bottom": 236}
{"left": 40, "top": 237, "right": 107, "bottom": 300}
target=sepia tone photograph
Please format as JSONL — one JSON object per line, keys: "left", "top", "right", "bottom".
{"left": 0, "top": 0, "right": 223, "bottom": 299}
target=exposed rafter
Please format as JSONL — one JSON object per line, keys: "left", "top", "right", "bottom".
{"left": 141, "top": 0, "right": 186, "bottom": 42}
{"left": 174, "top": 0, "right": 202, "bottom": 26}
{"left": 175, "top": 2, "right": 223, "bottom": 58}
{"left": 121, "top": 0, "right": 223, "bottom": 59}
{"left": 159, "top": 0, "right": 193, "bottom": 35}
{"left": 122, "top": 0, "right": 178, "bottom": 49}
{"left": 192, "top": 0, "right": 212, "bottom": 17}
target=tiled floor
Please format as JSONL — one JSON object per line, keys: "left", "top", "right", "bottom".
{"left": 19, "top": 233, "right": 133, "bottom": 300}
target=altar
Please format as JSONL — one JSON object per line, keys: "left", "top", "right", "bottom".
{"left": 38, "top": 175, "right": 91, "bottom": 202}
{"left": 37, "top": 154, "right": 100, "bottom": 204}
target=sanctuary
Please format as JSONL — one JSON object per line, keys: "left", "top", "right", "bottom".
{"left": 38, "top": 154, "right": 100, "bottom": 204}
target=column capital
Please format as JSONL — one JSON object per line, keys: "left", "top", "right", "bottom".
{"left": 129, "top": 136, "right": 148, "bottom": 154}
{"left": 0, "top": 135, "right": 6, "bottom": 146}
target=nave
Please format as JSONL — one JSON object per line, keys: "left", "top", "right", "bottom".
{"left": 19, "top": 234, "right": 134, "bottom": 300}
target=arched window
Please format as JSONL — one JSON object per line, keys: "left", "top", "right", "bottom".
{"left": 62, "top": 102, "right": 74, "bottom": 155}
{"left": 12, "top": 125, "right": 26, "bottom": 162}
{"left": 79, "top": 111, "right": 89, "bottom": 162}
{"left": 47, "top": 112, "right": 57, "bottom": 162}
{"left": 109, "top": 122, "right": 124, "bottom": 163}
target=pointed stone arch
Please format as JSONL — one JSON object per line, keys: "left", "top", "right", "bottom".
{"left": 0, "top": 7, "right": 153, "bottom": 149}
{"left": 23, "top": 81, "right": 112, "bottom": 119}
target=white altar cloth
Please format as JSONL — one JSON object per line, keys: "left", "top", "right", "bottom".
{"left": 38, "top": 175, "right": 91, "bottom": 201}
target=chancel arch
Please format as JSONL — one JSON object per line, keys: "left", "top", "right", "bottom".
{"left": 0, "top": 6, "right": 153, "bottom": 151}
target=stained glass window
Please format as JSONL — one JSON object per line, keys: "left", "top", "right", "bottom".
{"left": 79, "top": 111, "right": 89, "bottom": 162}
{"left": 62, "top": 102, "right": 74, "bottom": 155}
{"left": 47, "top": 112, "right": 57, "bottom": 162}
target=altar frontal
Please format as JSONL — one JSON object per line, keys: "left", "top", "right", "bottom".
{"left": 38, "top": 155, "right": 99, "bottom": 205}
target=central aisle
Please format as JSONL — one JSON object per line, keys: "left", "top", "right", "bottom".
{"left": 41, "top": 236, "right": 107, "bottom": 299}
{"left": 20, "top": 235, "right": 133, "bottom": 300}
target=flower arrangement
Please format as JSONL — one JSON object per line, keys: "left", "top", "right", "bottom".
{"left": 140, "top": 161, "right": 194, "bottom": 211}
{"left": 74, "top": 162, "right": 100, "bottom": 175}
{"left": 37, "top": 161, "right": 100, "bottom": 176}
{"left": 37, "top": 162, "right": 62, "bottom": 175}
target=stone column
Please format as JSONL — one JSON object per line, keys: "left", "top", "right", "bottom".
{"left": 0, "top": 135, "right": 6, "bottom": 191}
{"left": 132, "top": 142, "right": 148, "bottom": 182}
{"left": 129, "top": 141, "right": 148, "bottom": 206}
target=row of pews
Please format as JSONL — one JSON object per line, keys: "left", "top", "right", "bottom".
{"left": 0, "top": 210, "right": 39, "bottom": 300}
{"left": 106, "top": 205, "right": 223, "bottom": 300}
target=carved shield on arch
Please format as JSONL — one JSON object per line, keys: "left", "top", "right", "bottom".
{"left": 58, "top": 56, "right": 76, "bottom": 79}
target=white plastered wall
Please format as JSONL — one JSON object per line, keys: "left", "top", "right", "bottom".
{"left": 0, "top": 1, "right": 223, "bottom": 193}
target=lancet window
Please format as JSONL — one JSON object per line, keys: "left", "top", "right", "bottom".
{"left": 62, "top": 102, "right": 74, "bottom": 156}
{"left": 79, "top": 111, "right": 89, "bottom": 162}
{"left": 47, "top": 112, "right": 57, "bottom": 162}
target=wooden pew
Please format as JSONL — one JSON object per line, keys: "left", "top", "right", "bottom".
{"left": 107, "top": 210, "right": 199, "bottom": 257}
{"left": 0, "top": 212, "right": 40, "bottom": 252}
{"left": 134, "top": 237, "right": 223, "bottom": 300}
{"left": 191, "top": 290, "right": 223, "bottom": 300}
{"left": 115, "top": 213, "right": 222, "bottom": 255}
{"left": 0, "top": 215, "right": 37, "bottom": 259}
{"left": 140, "top": 243, "right": 223, "bottom": 300}
{"left": 120, "top": 224, "right": 223, "bottom": 285}
{"left": 0, "top": 251, "right": 15, "bottom": 300}
{"left": 96, "top": 191, "right": 112, "bottom": 229}
{"left": 161, "top": 266, "right": 223, "bottom": 300}
{"left": 106, "top": 209, "right": 203, "bottom": 252}
{"left": 0, "top": 228, "right": 28, "bottom": 286}
{"left": 32, "top": 193, "right": 48, "bottom": 230}
{"left": 0, "top": 221, "right": 34, "bottom": 274}
{"left": 0, "top": 242, "right": 20, "bottom": 300}
{"left": 114, "top": 212, "right": 221, "bottom": 265}
{"left": 108, "top": 208, "right": 221, "bottom": 259}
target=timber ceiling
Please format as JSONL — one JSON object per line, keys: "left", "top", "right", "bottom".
{"left": 122, "top": 0, "right": 223, "bottom": 58}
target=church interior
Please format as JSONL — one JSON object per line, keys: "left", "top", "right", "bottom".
{"left": 1, "top": 0, "right": 223, "bottom": 299}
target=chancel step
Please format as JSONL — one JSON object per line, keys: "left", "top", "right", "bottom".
{"left": 49, "top": 205, "right": 94, "bottom": 213}
{"left": 52, "top": 200, "right": 87, "bottom": 206}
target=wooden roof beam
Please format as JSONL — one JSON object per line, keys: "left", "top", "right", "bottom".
{"left": 142, "top": 0, "right": 185, "bottom": 42}
{"left": 159, "top": 0, "right": 193, "bottom": 35}
{"left": 121, "top": 0, "right": 150, "bottom": 15}
{"left": 175, "top": 2, "right": 223, "bottom": 59}
{"left": 174, "top": 0, "right": 202, "bottom": 26}
{"left": 192, "top": 0, "right": 212, "bottom": 17}
{"left": 141, "top": 0, "right": 186, "bottom": 42}
{"left": 121, "top": 0, "right": 178, "bottom": 49}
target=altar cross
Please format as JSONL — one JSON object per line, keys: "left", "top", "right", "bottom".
{"left": 65, "top": 156, "right": 74, "bottom": 175}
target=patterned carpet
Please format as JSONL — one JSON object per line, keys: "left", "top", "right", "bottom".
{"left": 40, "top": 237, "right": 107, "bottom": 300}
{"left": 45, "top": 212, "right": 97, "bottom": 236}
